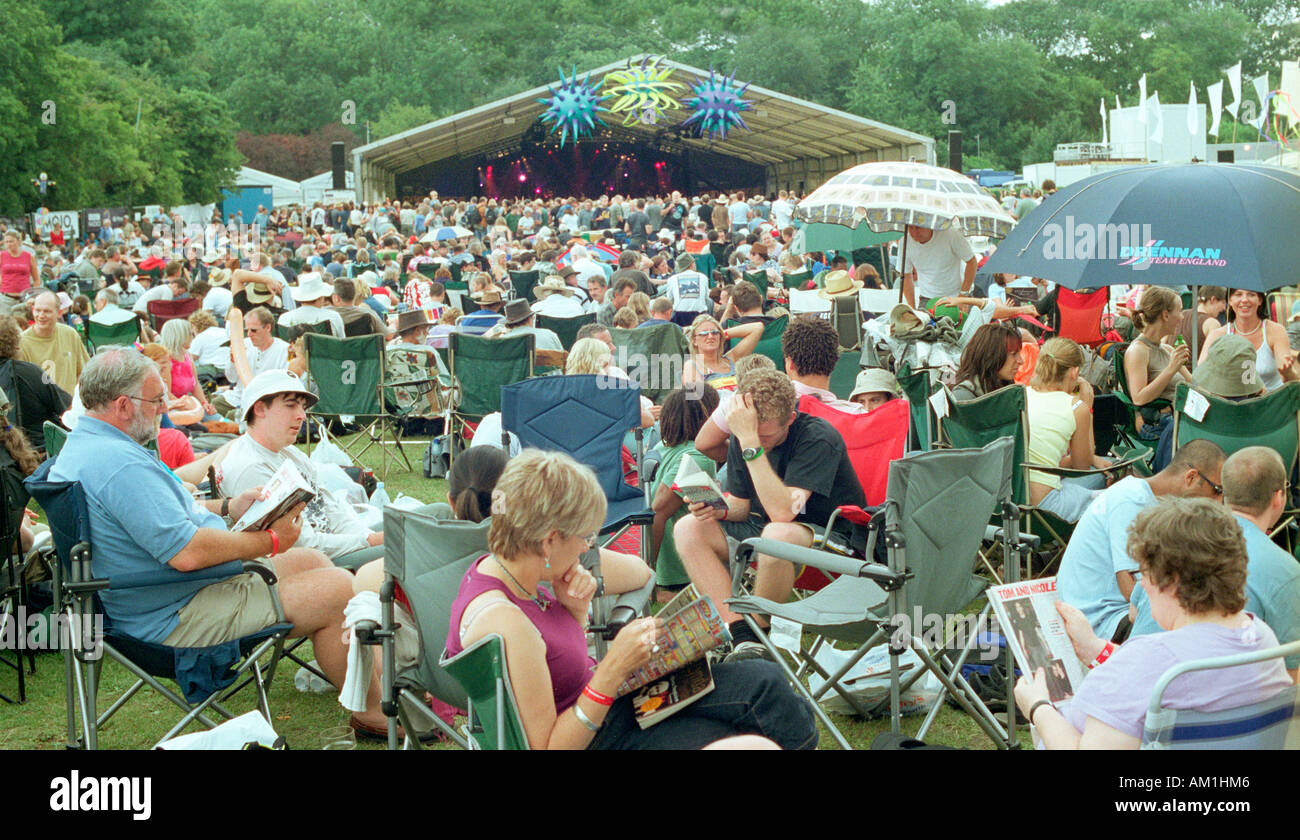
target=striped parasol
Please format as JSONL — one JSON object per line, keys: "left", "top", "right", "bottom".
{"left": 796, "top": 161, "right": 1015, "bottom": 239}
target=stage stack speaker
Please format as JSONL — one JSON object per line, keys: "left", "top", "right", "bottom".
{"left": 947, "top": 130, "right": 962, "bottom": 174}
{"left": 331, "top": 142, "right": 346, "bottom": 190}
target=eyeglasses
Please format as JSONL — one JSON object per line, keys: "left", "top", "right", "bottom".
{"left": 1194, "top": 470, "right": 1224, "bottom": 497}
{"left": 126, "top": 394, "right": 167, "bottom": 408}
{"left": 696, "top": 330, "right": 721, "bottom": 338}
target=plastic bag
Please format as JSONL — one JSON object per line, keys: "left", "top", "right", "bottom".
{"left": 315, "top": 461, "right": 367, "bottom": 507}
{"left": 807, "top": 645, "right": 941, "bottom": 719}
{"left": 309, "top": 437, "right": 352, "bottom": 467}
{"left": 156, "top": 710, "right": 284, "bottom": 750}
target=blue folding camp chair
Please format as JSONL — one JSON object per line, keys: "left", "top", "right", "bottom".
{"left": 501, "top": 374, "right": 655, "bottom": 655}
{"left": 25, "top": 462, "right": 292, "bottom": 749}
{"left": 1141, "top": 640, "right": 1300, "bottom": 749}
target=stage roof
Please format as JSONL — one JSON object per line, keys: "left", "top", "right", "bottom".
{"left": 352, "top": 56, "right": 934, "bottom": 198}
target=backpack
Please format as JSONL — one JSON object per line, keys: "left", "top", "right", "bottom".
{"left": 1078, "top": 344, "right": 1115, "bottom": 393}
{"left": 422, "top": 434, "right": 463, "bottom": 479}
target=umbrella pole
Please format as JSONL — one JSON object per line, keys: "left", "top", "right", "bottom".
{"left": 898, "top": 234, "right": 909, "bottom": 305}
{"left": 880, "top": 243, "right": 890, "bottom": 289}
{"left": 1191, "top": 284, "right": 1199, "bottom": 369}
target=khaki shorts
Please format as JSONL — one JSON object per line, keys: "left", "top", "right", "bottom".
{"left": 164, "top": 571, "right": 278, "bottom": 648}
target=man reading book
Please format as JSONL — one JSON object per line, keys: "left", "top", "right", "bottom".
{"left": 220, "top": 370, "right": 439, "bottom": 568}
{"left": 674, "top": 369, "right": 865, "bottom": 662}
{"left": 48, "top": 348, "right": 389, "bottom": 732}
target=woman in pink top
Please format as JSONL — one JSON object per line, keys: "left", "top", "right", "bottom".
{"left": 160, "top": 318, "right": 215, "bottom": 417}
{"left": 0, "top": 231, "right": 38, "bottom": 300}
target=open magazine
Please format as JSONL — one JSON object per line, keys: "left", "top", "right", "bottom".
{"left": 986, "top": 577, "right": 1085, "bottom": 703}
{"left": 229, "top": 460, "right": 316, "bottom": 533}
{"left": 630, "top": 658, "right": 715, "bottom": 729}
{"left": 671, "top": 456, "right": 727, "bottom": 512}
{"left": 617, "top": 583, "right": 731, "bottom": 697}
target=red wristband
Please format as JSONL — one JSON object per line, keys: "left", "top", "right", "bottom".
{"left": 1089, "top": 640, "right": 1115, "bottom": 669}
{"left": 264, "top": 529, "right": 279, "bottom": 557}
{"left": 582, "top": 683, "right": 614, "bottom": 707}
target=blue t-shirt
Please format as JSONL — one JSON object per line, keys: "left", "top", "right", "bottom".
{"left": 1057, "top": 476, "right": 1154, "bottom": 640}
{"left": 50, "top": 417, "right": 230, "bottom": 643}
{"left": 1129, "top": 514, "right": 1300, "bottom": 669}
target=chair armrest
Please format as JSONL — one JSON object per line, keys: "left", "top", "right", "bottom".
{"left": 597, "top": 574, "right": 656, "bottom": 641}
{"left": 735, "top": 537, "right": 906, "bottom": 586}
{"left": 1022, "top": 450, "right": 1147, "bottom": 478}
{"left": 353, "top": 619, "right": 388, "bottom": 645}
{"left": 240, "top": 559, "right": 279, "bottom": 587}
{"left": 985, "top": 524, "right": 1041, "bottom": 549}
{"left": 106, "top": 559, "right": 246, "bottom": 591}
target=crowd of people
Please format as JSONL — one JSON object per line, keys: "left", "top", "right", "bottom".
{"left": 4, "top": 179, "right": 1299, "bottom": 751}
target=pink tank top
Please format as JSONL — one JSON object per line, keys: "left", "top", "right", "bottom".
{"left": 0, "top": 251, "right": 31, "bottom": 295}
{"left": 446, "top": 556, "right": 594, "bottom": 712}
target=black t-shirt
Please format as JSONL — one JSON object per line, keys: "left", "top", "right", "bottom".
{"left": 230, "top": 288, "right": 284, "bottom": 317}
{"left": 724, "top": 413, "right": 865, "bottom": 525}
{"left": 626, "top": 211, "right": 651, "bottom": 244}
{"left": 663, "top": 202, "right": 686, "bottom": 231}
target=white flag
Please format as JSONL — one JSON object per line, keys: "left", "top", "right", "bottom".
{"left": 1251, "top": 72, "right": 1271, "bottom": 130}
{"left": 1225, "top": 61, "right": 1242, "bottom": 119}
{"left": 1101, "top": 97, "right": 1109, "bottom": 145}
{"left": 1188, "top": 82, "right": 1199, "bottom": 136}
{"left": 1148, "top": 91, "right": 1163, "bottom": 146}
{"left": 1283, "top": 61, "right": 1300, "bottom": 129}
{"left": 1138, "top": 74, "right": 1148, "bottom": 123}
{"left": 1207, "top": 80, "right": 1223, "bottom": 137}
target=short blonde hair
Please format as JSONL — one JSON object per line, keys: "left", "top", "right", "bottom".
{"left": 612, "top": 306, "right": 638, "bottom": 329}
{"left": 565, "top": 338, "right": 611, "bottom": 375}
{"left": 1031, "top": 337, "right": 1084, "bottom": 388}
{"left": 487, "top": 450, "right": 607, "bottom": 559}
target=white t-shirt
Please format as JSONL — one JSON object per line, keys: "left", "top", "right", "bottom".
{"left": 203, "top": 286, "right": 233, "bottom": 318}
{"left": 132, "top": 284, "right": 172, "bottom": 314}
{"left": 531, "top": 294, "right": 586, "bottom": 318}
{"left": 190, "top": 325, "right": 231, "bottom": 367}
{"left": 771, "top": 199, "right": 794, "bottom": 229}
{"left": 903, "top": 226, "right": 976, "bottom": 301}
{"left": 665, "top": 270, "right": 710, "bottom": 313}
{"left": 224, "top": 337, "right": 289, "bottom": 408}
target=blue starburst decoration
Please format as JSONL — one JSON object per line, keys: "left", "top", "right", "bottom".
{"left": 682, "top": 67, "right": 753, "bottom": 141}
{"left": 538, "top": 67, "right": 609, "bottom": 146}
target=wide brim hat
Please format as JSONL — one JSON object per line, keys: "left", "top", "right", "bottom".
{"left": 502, "top": 298, "right": 533, "bottom": 326}
{"left": 471, "top": 288, "right": 503, "bottom": 304}
{"left": 244, "top": 281, "right": 277, "bottom": 305}
{"left": 208, "top": 268, "right": 230, "bottom": 287}
{"left": 817, "top": 269, "right": 864, "bottom": 299}
{"left": 534, "top": 276, "right": 575, "bottom": 299}
{"left": 849, "top": 367, "right": 901, "bottom": 400}
{"left": 241, "top": 370, "right": 318, "bottom": 423}
{"left": 1194, "top": 334, "right": 1263, "bottom": 398}
{"left": 395, "top": 308, "right": 431, "bottom": 334}
{"left": 291, "top": 273, "right": 331, "bottom": 302}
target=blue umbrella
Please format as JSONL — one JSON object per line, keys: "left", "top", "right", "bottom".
{"left": 983, "top": 164, "right": 1300, "bottom": 293}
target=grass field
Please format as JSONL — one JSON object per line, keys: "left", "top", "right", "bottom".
{"left": 1, "top": 435, "right": 1030, "bottom": 750}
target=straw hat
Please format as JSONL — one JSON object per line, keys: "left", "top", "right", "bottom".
{"left": 471, "top": 287, "right": 503, "bottom": 304}
{"left": 534, "top": 276, "right": 575, "bottom": 299}
{"left": 817, "top": 269, "right": 864, "bottom": 299}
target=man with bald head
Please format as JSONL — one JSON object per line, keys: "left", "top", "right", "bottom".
{"left": 20, "top": 290, "right": 89, "bottom": 393}
{"left": 1124, "top": 445, "right": 1300, "bottom": 677}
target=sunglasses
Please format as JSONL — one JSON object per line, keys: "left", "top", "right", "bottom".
{"left": 1194, "top": 469, "right": 1224, "bottom": 497}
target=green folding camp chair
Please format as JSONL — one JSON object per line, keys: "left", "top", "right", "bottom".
{"left": 43, "top": 421, "right": 68, "bottom": 458}
{"left": 828, "top": 352, "right": 862, "bottom": 400}
{"left": 508, "top": 270, "right": 541, "bottom": 301}
{"left": 782, "top": 270, "right": 815, "bottom": 290}
{"left": 831, "top": 294, "right": 862, "bottom": 351}
{"left": 1173, "top": 381, "right": 1300, "bottom": 539}
{"left": 608, "top": 322, "right": 688, "bottom": 404}
{"left": 941, "top": 385, "right": 1140, "bottom": 580}
{"left": 441, "top": 635, "right": 530, "bottom": 750}
{"left": 725, "top": 314, "right": 788, "bottom": 370}
{"left": 536, "top": 312, "right": 596, "bottom": 351}
{"left": 305, "top": 333, "right": 433, "bottom": 477}
{"left": 417, "top": 264, "right": 440, "bottom": 280}
{"left": 444, "top": 332, "right": 535, "bottom": 462}
{"left": 273, "top": 319, "right": 333, "bottom": 344}
{"left": 85, "top": 317, "right": 141, "bottom": 352}
{"left": 692, "top": 252, "right": 717, "bottom": 281}
{"left": 728, "top": 437, "right": 1025, "bottom": 749}
{"left": 896, "top": 363, "right": 939, "bottom": 453}
{"left": 743, "top": 270, "right": 769, "bottom": 301}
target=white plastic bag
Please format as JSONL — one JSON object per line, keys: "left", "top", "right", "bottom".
{"left": 309, "top": 437, "right": 352, "bottom": 467}
{"left": 315, "top": 461, "right": 368, "bottom": 507}
{"left": 156, "top": 710, "right": 283, "bottom": 750}
{"left": 807, "top": 645, "right": 941, "bottom": 718}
